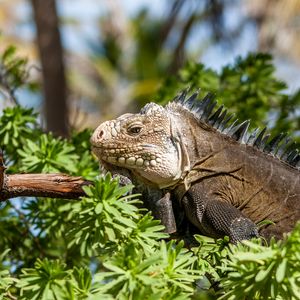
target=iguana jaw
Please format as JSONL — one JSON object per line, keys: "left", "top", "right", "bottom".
{"left": 92, "top": 137, "right": 182, "bottom": 189}
{"left": 92, "top": 142, "right": 189, "bottom": 189}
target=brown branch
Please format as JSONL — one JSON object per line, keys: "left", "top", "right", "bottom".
{"left": 159, "top": 0, "right": 185, "bottom": 45}
{"left": 0, "top": 149, "right": 5, "bottom": 190}
{"left": 169, "top": 13, "right": 197, "bottom": 73}
{"left": 0, "top": 173, "right": 92, "bottom": 201}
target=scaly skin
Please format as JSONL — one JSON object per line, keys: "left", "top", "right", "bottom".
{"left": 91, "top": 98, "right": 300, "bottom": 242}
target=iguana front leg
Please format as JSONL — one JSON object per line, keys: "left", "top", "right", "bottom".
{"left": 102, "top": 163, "right": 177, "bottom": 234}
{"left": 142, "top": 189, "right": 177, "bottom": 234}
{"left": 181, "top": 183, "right": 259, "bottom": 243}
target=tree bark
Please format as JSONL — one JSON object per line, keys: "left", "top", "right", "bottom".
{"left": 31, "top": 0, "right": 69, "bottom": 137}
{"left": 0, "top": 173, "right": 91, "bottom": 201}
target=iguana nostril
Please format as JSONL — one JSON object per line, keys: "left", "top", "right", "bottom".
{"left": 98, "top": 130, "right": 104, "bottom": 140}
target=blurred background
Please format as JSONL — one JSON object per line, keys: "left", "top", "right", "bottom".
{"left": 0, "top": 0, "right": 300, "bottom": 137}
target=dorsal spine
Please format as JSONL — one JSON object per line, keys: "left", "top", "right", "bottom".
{"left": 173, "top": 90, "right": 300, "bottom": 170}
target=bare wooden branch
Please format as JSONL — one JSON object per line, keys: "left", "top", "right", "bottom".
{"left": 169, "top": 13, "right": 197, "bottom": 73}
{"left": 0, "top": 149, "right": 6, "bottom": 191}
{"left": 0, "top": 173, "right": 92, "bottom": 201}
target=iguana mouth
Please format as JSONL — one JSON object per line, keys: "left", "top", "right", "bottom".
{"left": 92, "top": 144, "right": 163, "bottom": 169}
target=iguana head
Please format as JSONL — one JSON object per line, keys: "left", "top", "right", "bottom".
{"left": 91, "top": 102, "right": 188, "bottom": 188}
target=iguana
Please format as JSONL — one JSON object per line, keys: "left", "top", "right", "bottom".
{"left": 90, "top": 90, "right": 300, "bottom": 243}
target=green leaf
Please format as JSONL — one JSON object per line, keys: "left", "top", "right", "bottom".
{"left": 275, "top": 258, "right": 287, "bottom": 283}
{"left": 255, "top": 261, "right": 275, "bottom": 282}
{"left": 95, "top": 203, "right": 103, "bottom": 214}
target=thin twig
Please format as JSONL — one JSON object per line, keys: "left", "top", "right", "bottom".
{"left": 5, "top": 291, "right": 17, "bottom": 300}
{"left": 169, "top": 13, "right": 197, "bottom": 73}
{"left": 10, "top": 202, "right": 46, "bottom": 257}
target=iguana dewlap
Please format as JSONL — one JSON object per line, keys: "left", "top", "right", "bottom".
{"left": 91, "top": 91, "right": 300, "bottom": 243}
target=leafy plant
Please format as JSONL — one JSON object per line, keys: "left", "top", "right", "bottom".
{"left": 17, "top": 133, "right": 78, "bottom": 173}
{"left": 92, "top": 240, "right": 202, "bottom": 300}
{"left": 0, "top": 250, "right": 18, "bottom": 300}
{"left": 19, "top": 259, "right": 71, "bottom": 300}
{"left": 0, "top": 106, "right": 39, "bottom": 158}
{"left": 0, "top": 45, "right": 30, "bottom": 104}
{"left": 219, "top": 223, "right": 300, "bottom": 300}
{"left": 67, "top": 174, "right": 166, "bottom": 256}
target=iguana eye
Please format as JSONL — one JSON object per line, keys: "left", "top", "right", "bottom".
{"left": 127, "top": 125, "right": 142, "bottom": 135}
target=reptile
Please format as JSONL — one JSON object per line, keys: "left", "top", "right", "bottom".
{"left": 90, "top": 90, "right": 300, "bottom": 243}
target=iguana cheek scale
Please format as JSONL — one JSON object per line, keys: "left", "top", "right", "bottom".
{"left": 91, "top": 90, "right": 300, "bottom": 243}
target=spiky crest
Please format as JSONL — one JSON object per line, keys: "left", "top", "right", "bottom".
{"left": 172, "top": 90, "right": 300, "bottom": 170}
